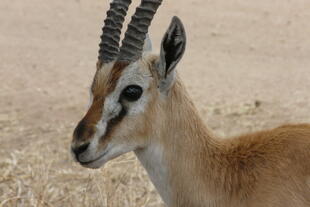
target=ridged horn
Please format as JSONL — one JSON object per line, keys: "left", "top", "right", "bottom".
{"left": 118, "top": 0, "right": 163, "bottom": 62}
{"left": 98, "top": 0, "right": 132, "bottom": 64}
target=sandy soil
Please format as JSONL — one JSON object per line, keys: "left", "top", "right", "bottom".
{"left": 1, "top": 0, "right": 310, "bottom": 206}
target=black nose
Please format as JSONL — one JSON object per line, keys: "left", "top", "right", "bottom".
{"left": 72, "top": 143, "right": 90, "bottom": 158}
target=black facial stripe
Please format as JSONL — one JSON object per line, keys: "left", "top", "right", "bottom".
{"left": 104, "top": 105, "right": 127, "bottom": 139}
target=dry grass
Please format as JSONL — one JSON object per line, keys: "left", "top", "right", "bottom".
{"left": 0, "top": 125, "right": 164, "bottom": 207}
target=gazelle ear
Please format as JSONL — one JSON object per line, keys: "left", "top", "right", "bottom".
{"left": 143, "top": 34, "right": 153, "bottom": 55}
{"left": 156, "top": 16, "right": 186, "bottom": 93}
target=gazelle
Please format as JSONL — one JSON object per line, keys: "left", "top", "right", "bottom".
{"left": 71, "top": 0, "right": 310, "bottom": 206}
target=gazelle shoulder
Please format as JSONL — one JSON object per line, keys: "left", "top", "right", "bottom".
{"left": 221, "top": 124, "right": 310, "bottom": 170}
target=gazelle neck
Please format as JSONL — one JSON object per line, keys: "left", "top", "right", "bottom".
{"left": 135, "top": 78, "right": 224, "bottom": 207}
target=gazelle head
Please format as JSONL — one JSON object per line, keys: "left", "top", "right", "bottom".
{"left": 71, "top": 0, "right": 186, "bottom": 169}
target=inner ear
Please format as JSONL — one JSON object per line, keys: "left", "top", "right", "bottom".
{"left": 163, "top": 24, "right": 185, "bottom": 75}
{"left": 160, "top": 16, "right": 186, "bottom": 78}
{"left": 156, "top": 16, "right": 186, "bottom": 93}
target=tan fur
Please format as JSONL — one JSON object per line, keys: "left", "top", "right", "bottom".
{"left": 144, "top": 60, "right": 310, "bottom": 206}
{"left": 73, "top": 55, "right": 310, "bottom": 206}
{"left": 131, "top": 55, "right": 309, "bottom": 206}
{"left": 91, "top": 61, "right": 129, "bottom": 97}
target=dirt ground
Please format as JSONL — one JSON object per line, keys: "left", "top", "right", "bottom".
{"left": 1, "top": 0, "right": 310, "bottom": 206}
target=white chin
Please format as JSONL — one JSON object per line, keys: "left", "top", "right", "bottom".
{"left": 81, "top": 156, "right": 108, "bottom": 169}
{"left": 79, "top": 145, "right": 135, "bottom": 169}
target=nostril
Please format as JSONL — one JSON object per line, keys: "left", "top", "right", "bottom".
{"left": 72, "top": 143, "right": 90, "bottom": 157}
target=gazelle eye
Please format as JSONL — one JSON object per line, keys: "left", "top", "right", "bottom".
{"left": 121, "top": 85, "right": 143, "bottom": 102}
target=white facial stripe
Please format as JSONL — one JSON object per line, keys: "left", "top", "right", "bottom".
{"left": 98, "top": 61, "right": 151, "bottom": 137}
{"left": 100, "top": 61, "right": 152, "bottom": 123}
{"left": 103, "top": 86, "right": 122, "bottom": 118}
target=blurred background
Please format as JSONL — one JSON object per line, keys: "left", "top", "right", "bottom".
{"left": 0, "top": 0, "right": 310, "bottom": 206}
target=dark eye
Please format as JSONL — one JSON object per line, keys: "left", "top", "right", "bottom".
{"left": 121, "top": 85, "right": 143, "bottom": 102}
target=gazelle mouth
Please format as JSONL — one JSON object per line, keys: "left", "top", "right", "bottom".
{"left": 79, "top": 149, "right": 110, "bottom": 167}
